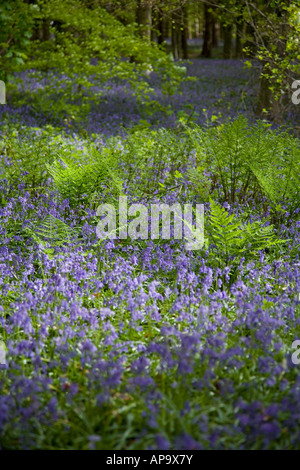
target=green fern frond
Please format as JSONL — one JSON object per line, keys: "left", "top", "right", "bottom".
{"left": 248, "top": 161, "right": 280, "bottom": 203}
{"left": 25, "top": 215, "right": 79, "bottom": 248}
{"left": 207, "top": 200, "right": 286, "bottom": 262}
{"left": 208, "top": 199, "right": 243, "bottom": 255}
{"left": 46, "top": 147, "right": 123, "bottom": 204}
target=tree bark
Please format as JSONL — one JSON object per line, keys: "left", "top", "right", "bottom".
{"left": 194, "top": 18, "right": 200, "bottom": 38}
{"left": 235, "top": 19, "right": 244, "bottom": 58}
{"left": 212, "top": 20, "right": 219, "bottom": 48}
{"left": 257, "top": 71, "right": 273, "bottom": 116}
{"left": 257, "top": 5, "right": 291, "bottom": 121}
{"left": 171, "top": 22, "right": 180, "bottom": 59}
{"left": 157, "top": 17, "right": 168, "bottom": 45}
{"left": 136, "top": 0, "right": 152, "bottom": 41}
{"left": 201, "top": 4, "right": 212, "bottom": 58}
{"left": 244, "top": 23, "right": 256, "bottom": 57}
{"left": 171, "top": 10, "right": 182, "bottom": 60}
{"left": 187, "top": 19, "right": 192, "bottom": 40}
{"left": 223, "top": 24, "right": 233, "bottom": 59}
{"left": 41, "top": 20, "right": 50, "bottom": 41}
{"left": 181, "top": 3, "right": 189, "bottom": 59}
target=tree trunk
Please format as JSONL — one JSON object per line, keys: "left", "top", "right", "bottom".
{"left": 157, "top": 17, "right": 168, "bottom": 45}
{"left": 136, "top": 0, "right": 152, "bottom": 41}
{"left": 181, "top": 4, "right": 189, "bottom": 59}
{"left": 194, "top": 18, "right": 200, "bottom": 39}
{"left": 223, "top": 24, "right": 233, "bottom": 59}
{"left": 41, "top": 20, "right": 50, "bottom": 41}
{"left": 171, "top": 23, "right": 180, "bottom": 59}
{"left": 257, "top": 6, "right": 290, "bottom": 122}
{"left": 201, "top": 4, "right": 212, "bottom": 58}
{"left": 171, "top": 11, "right": 181, "bottom": 60}
{"left": 151, "top": 19, "right": 157, "bottom": 43}
{"left": 257, "top": 72, "right": 273, "bottom": 117}
{"left": 235, "top": 19, "right": 244, "bottom": 58}
{"left": 212, "top": 20, "right": 219, "bottom": 48}
{"left": 244, "top": 24, "right": 256, "bottom": 57}
{"left": 187, "top": 19, "right": 192, "bottom": 40}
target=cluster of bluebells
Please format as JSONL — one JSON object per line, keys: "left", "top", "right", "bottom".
{"left": 0, "top": 162, "right": 299, "bottom": 449}
{"left": 0, "top": 60, "right": 261, "bottom": 137}
{"left": 0, "top": 60, "right": 300, "bottom": 450}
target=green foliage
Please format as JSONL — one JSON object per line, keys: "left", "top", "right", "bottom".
{"left": 1, "top": 1, "right": 300, "bottom": 450}
{"left": 0, "top": 124, "right": 123, "bottom": 205}
{"left": 0, "top": 0, "right": 36, "bottom": 82}
{"left": 187, "top": 166, "right": 211, "bottom": 203}
{"left": 205, "top": 199, "right": 285, "bottom": 270}
{"left": 0, "top": 125, "right": 59, "bottom": 189}
{"left": 46, "top": 145, "right": 123, "bottom": 205}
{"left": 207, "top": 199, "right": 244, "bottom": 257}
{"left": 0, "top": 116, "right": 298, "bottom": 450}
{"left": 3, "top": 0, "right": 187, "bottom": 121}
{"left": 25, "top": 214, "right": 79, "bottom": 249}
{"left": 114, "top": 127, "right": 190, "bottom": 199}
{"left": 185, "top": 116, "right": 300, "bottom": 218}
{"left": 248, "top": 127, "right": 300, "bottom": 220}
{"left": 245, "top": 1, "right": 300, "bottom": 104}
{"left": 211, "top": 0, "right": 300, "bottom": 114}
{"left": 185, "top": 116, "right": 258, "bottom": 203}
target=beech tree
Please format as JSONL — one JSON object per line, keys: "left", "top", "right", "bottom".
{"left": 136, "top": 0, "right": 152, "bottom": 40}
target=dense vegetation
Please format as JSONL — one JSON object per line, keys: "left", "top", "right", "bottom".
{"left": 0, "top": 0, "right": 300, "bottom": 450}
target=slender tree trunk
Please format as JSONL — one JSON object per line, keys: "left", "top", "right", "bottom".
{"left": 151, "top": 15, "right": 157, "bottom": 43}
{"left": 151, "top": 29, "right": 157, "bottom": 42}
{"left": 235, "top": 19, "right": 244, "bottom": 58}
{"left": 194, "top": 18, "right": 200, "bottom": 38}
{"left": 244, "top": 23, "right": 256, "bottom": 57}
{"left": 172, "top": 28, "right": 182, "bottom": 59}
{"left": 219, "top": 23, "right": 224, "bottom": 41}
{"left": 171, "top": 11, "right": 182, "bottom": 60}
{"left": 212, "top": 20, "right": 219, "bottom": 48}
{"left": 181, "top": 4, "right": 189, "bottom": 59}
{"left": 257, "top": 7, "right": 290, "bottom": 121}
{"left": 187, "top": 19, "right": 192, "bottom": 40}
{"left": 171, "top": 24, "right": 179, "bottom": 59}
{"left": 136, "top": 0, "right": 152, "bottom": 41}
{"left": 257, "top": 67, "right": 273, "bottom": 117}
{"left": 223, "top": 24, "right": 233, "bottom": 59}
{"left": 157, "top": 17, "right": 168, "bottom": 45}
{"left": 202, "top": 4, "right": 212, "bottom": 58}
{"left": 41, "top": 20, "right": 50, "bottom": 41}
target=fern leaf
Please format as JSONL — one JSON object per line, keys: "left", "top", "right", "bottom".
{"left": 25, "top": 215, "right": 79, "bottom": 248}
